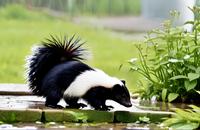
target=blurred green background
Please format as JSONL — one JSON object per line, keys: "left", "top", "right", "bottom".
{"left": 0, "top": 0, "right": 142, "bottom": 92}
{"left": 0, "top": 0, "right": 141, "bottom": 16}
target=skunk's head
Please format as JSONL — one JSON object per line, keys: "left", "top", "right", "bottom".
{"left": 112, "top": 80, "right": 132, "bottom": 107}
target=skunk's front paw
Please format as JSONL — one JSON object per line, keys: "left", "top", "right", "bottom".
{"left": 46, "top": 104, "right": 64, "bottom": 109}
{"left": 66, "top": 103, "right": 87, "bottom": 109}
{"left": 78, "top": 103, "right": 87, "bottom": 108}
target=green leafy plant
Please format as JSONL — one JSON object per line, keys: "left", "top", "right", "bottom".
{"left": 162, "top": 105, "right": 200, "bottom": 130}
{"left": 136, "top": 116, "right": 150, "bottom": 124}
{"left": 130, "top": 7, "right": 200, "bottom": 102}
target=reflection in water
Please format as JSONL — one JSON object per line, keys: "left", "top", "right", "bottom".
{"left": 136, "top": 100, "right": 190, "bottom": 111}
{"left": 0, "top": 95, "right": 191, "bottom": 111}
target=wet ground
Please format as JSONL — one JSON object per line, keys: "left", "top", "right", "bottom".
{"left": 0, "top": 95, "right": 189, "bottom": 113}
{"left": 0, "top": 84, "right": 176, "bottom": 130}
{"left": 0, "top": 84, "right": 148, "bottom": 112}
{"left": 0, "top": 84, "right": 188, "bottom": 111}
{"left": 0, "top": 95, "right": 143, "bottom": 112}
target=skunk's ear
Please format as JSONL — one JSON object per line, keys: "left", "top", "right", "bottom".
{"left": 121, "top": 80, "right": 126, "bottom": 85}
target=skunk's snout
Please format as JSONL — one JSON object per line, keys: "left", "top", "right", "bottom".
{"left": 124, "top": 101, "right": 132, "bottom": 107}
{"left": 112, "top": 83, "right": 132, "bottom": 108}
{"left": 116, "top": 97, "right": 132, "bottom": 107}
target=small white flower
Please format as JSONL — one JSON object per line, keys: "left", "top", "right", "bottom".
{"left": 49, "top": 122, "right": 56, "bottom": 125}
{"left": 58, "top": 125, "right": 66, "bottom": 128}
{"left": 168, "top": 58, "right": 179, "bottom": 63}
{"left": 129, "top": 58, "right": 138, "bottom": 63}
{"left": 151, "top": 96, "right": 157, "bottom": 103}
{"left": 35, "top": 121, "right": 42, "bottom": 124}
{"left": 183, "top": 54, "right": 190, "bottom": 60}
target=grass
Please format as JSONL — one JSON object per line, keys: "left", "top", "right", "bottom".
{"left": 0, "top": 5, "right": 139, "bottom": 91}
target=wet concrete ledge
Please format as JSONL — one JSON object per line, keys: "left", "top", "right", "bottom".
{"left": 0, "top": 84, "right": 174, "bottom": 123}
{"left": 0, "top": 108, "right": 174, "bottom": 123}
{"left": 0, "top": 84, "right": 31, "bottom": 95}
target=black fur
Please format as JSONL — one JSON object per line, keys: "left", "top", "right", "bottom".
{"left": 41, "top": 61, "right": 93, "bottom": 107}
{"left": 26, "top": 35, "right": 132, "bottom": 110}
{"left": 27, "top": 35, "right": 86, "bottom": 95}
{"left": 82, "top": 83, "right": 132, "bottom": 110}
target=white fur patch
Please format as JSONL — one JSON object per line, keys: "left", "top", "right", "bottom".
{"left": 63, "top": 69, "right": 123, "bottom": 97}
{"left": 24, "top": 45, "right": 41, "bottom": 81}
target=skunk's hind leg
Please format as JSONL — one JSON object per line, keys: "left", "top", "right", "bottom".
{"left": 45, "top": 90, "right": 63, "bottom": 109}
{"left": 64, "top": 97, "right": 87, "bottom": 109}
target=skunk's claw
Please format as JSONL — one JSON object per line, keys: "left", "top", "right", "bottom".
{"left": 79, "top": 103, "right": 87, "bottom": 108}
{"left": 101, "top": 105, "right": 114, "bottom": 111}
{"left": 46, "top": 104, "right": 64, "bottom": 109}
{"left": 66, "top": 103, "right": 87, "bottom": 109}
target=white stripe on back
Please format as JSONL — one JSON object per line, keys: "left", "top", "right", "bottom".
{"left": 63, "top": 69, "right": 123, "bottom": 97}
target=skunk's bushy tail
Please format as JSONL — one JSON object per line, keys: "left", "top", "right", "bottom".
{"left": 26, "top": 35, "right": 86, "bottom": 95}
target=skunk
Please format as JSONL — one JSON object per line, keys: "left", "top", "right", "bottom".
{"left": 26, "top": 35, "right": 132, "bottom": 111}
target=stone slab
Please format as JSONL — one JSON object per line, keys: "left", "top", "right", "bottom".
{"left": 114, "top": 111, "right": 174, "bottom": 123}
{"left": 0, "top": 96, "right": 45, "bottom": 109}
{"left": 0, "top": 108, "right": 42, "bottom": 123}
{"left": 43, "top": 109, "right": 64, "bottom": 122}
{"left": 67, "top": 109, "right": 114, "bottom": 123}
{"left": 0, "top": 84, "right": 31, "bottom": 95}
{"left": 44, "top": 109, "right": 114, "bottom": 123}
{"left": 0, "top": 108, "right": 174, "bottom": 123}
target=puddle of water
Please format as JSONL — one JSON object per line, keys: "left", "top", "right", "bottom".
{"left": 0, "top": 95, "right": 194, "bottom": 112}
{"left": 0, "top": 96, "right": 143, "bottom": 111}
{"left": 0, "top": 96, "right": 45, "bottom": 109}
{"left": 135, "top": 100, "right": 191, "bottom": 111}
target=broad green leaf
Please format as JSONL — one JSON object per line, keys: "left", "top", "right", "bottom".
{"left": 184, "top": 80, "right": 197, "bottom": 91}
{"left": 169, "top": 75, "right": 188, "bottom": 80}
{"left": 168, "top": 93, "right": 179, "bottom": 102}
{"left": 185, "top": 65, "right": 196, "bottom": 71}
{"left": 162, "top": 118, "right": 181, "bottom": 126}
{"left": 171, "top": 122, "right": 199, "bottom": 130}
{"left": 196, "top": 67, "right": 200, "bottom": 73}
{"left": 188, "top": 73, "right": 200, "bottom": 81}
{"left": 162, "top": 88, "right": 167, "bottom": 101}
{"left": 189, "top": 105, "right": 200, "bottom": 110}
{"left": 189, "top": 105, "right": 200, "bottom": 113}
{"left": 174, "top": 108, "right": 200, "bottom": 121}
